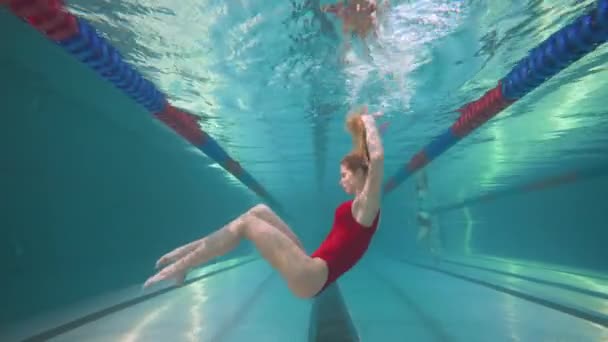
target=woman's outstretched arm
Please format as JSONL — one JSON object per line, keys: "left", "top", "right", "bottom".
{"left": 353, "top": 112, "right": 384, "bottom": 226}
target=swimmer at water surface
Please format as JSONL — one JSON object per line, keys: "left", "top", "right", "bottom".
{"left": 321, "top": 0, "right": 390, "bottom": 61}
{"left": 144, "top": 106, "right": 385, "bottom": 298}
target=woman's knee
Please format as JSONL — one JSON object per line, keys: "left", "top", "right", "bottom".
{"left": 249, "top": 203, "right": 271, "bottom": 217}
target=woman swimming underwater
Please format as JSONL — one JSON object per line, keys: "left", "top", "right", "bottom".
{"left": 143, "top": 106, "right": 384, "bottom": 298}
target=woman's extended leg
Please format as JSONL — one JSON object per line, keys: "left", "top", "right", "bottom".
{"left": 144, "top": 207, "right": 327, "bottom": 298}
{"left": 154, "top": 204, "right": 304, "bottom": 269}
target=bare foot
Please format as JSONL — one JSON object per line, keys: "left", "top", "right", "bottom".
{"left": 143, "top": 265, "right": 188, "bottom": 289}
{"left": 155, "top": 254, "right": 174, "bottom": 270}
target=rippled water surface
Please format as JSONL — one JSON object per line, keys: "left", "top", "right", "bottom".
{"left": 67, "top": 0, "right": 608, "bottom": 205}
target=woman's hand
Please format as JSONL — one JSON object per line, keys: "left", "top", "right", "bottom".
{"left": 362, "top": 111, "right": 389, "bottom": 134}
{"left": 365, "top": 111, "right": 383, "bottom": 119}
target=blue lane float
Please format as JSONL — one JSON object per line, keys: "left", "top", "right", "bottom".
{"left": 383, "top": 0, "right": 608, "bottom": 196}
{"left": 503, "top": 1, "right": 608, "bottom": 100}
{"left": 4, "top": 1, "right": 281, "bottom": 208}
{"left": 58, "top": 19, "right": 166, "bottom": 113}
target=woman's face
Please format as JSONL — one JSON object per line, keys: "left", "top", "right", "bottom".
{"left": 340, "top": 164, "right": 364, "bottom": 195}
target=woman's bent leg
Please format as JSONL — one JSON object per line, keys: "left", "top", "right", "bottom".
{"left": 241, "top": 216, "right": 327, "bottom": 298}
{"left": 144, "top": 210, "right": 327, "bottom": 298}
{"left": 155, "top": 204, "right": 304, "bottom": 269}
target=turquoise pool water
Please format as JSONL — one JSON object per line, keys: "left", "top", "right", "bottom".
{"left": 1, "top": 0, "right": 608, "bottom": 341}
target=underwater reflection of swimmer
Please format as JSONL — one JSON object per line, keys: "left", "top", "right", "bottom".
{"left": 416, "top": 211, "right": 440, "bottom": 263}
{"left": 414, "top": 172, "right": 440, "bottom": 262}
{"left": 416, "top": 211, "right": 432, "bottom": 242}
{"left": 321, "top": 0, "right": 390, "bottom": 62}
{"left": 416, "top": 170, "right": 428, "bottom": 199}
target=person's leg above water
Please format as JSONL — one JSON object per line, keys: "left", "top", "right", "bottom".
{"left": 144, "top": 205, "right": 327, "bottom": 298}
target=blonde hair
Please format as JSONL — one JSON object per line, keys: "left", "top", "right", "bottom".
{"left": 341, "top": 106, "right": 369, "bottom": 174}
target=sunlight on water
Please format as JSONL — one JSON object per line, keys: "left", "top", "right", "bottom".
{"left": 342, "top": 0, "right": 465, "bottom": 112}
{"left": 68, "top": 0, "right": 225, "bottom": 135}
{"left": 63, "top": 0, "right": 608, "bottom": 201}
{"left": 121, "top": 305, "right": 170, "bottom": 342}
{"left": 185, "top": 283, "right": 207, "bottom": 342}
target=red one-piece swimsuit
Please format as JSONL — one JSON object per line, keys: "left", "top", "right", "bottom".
{"left": 311, "top": 199, "right": 380, "bottom": 294}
